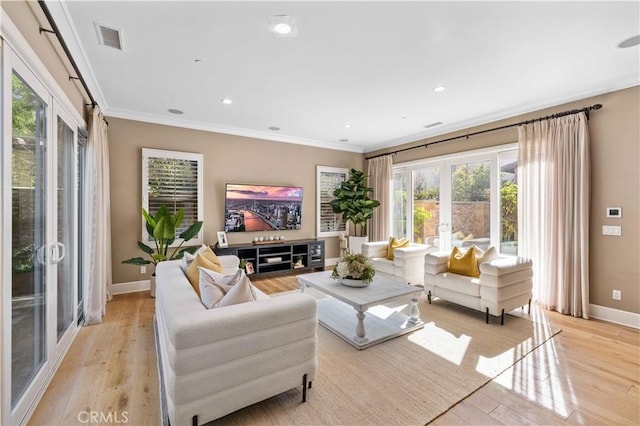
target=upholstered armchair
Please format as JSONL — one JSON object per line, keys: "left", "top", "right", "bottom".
{"left": 362, "top": 240, "right": 435, "bottom": 285}
{"left": 424, "top": 250, "right": 533, "bottom": 324}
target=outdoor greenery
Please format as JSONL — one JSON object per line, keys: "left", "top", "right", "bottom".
{"left": 122, "top": 206, "right": 203, "bottom": 267}
{"left": 500, "top": 180, "right": 518, "bottom": 242}
{"left": 330, "top": 168, "right": 380, "bottom": 237}
{"left": 394, "top": 164, "right": 518, "bottom": 244}
{"left": 452, "top": 163, "right": 490, "bottom": 202}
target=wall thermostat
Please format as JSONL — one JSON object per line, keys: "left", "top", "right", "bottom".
{"left": 606, "top": 207, "right": 622, "bottom": 218}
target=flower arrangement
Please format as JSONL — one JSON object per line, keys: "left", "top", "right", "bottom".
{"left": 331, "top": 253, "right": 376, "bottom": 284}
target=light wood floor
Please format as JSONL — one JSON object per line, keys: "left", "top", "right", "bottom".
{"left": 29, "top": 275, "right": 639, "bottom": 425}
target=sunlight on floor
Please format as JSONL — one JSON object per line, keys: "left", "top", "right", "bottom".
{"left": 408, "top": 322, "right": 471, "bottom": 365}
{"left": 367, "top": 304, "right": 408, "bottom": 320}
{"left": 492, "top": 305, "right": 573, "bottom": 419}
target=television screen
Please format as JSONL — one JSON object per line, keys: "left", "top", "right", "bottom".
{"left": 224, "top": 184, "right": 303, "bottom": 232}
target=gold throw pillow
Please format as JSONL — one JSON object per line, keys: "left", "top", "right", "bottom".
{"left": 447, "top": 246, "right": 480, "bottom": 278}
{"left": 386, "top": 237, "right": 410, "bottom": 260}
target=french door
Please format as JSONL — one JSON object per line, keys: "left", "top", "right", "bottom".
{"left": 392, "top": 146, "right": 518, "bottom": 254}
{"left": 2, "top": 46, "right": 82, "bottom": 425}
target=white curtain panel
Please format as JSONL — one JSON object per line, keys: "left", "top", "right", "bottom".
{"left": 518, "top": 112, "right": 590, "bottom": 318}
{"left": 367, "top": 155, "right": 393, "bottom": 242}
{"left": 84, "top": 106, "right": 113, "bottom": 324}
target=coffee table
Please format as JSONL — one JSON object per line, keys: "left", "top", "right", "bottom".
{"left": 298, "top": 271, "right": 424, "bottom": 350}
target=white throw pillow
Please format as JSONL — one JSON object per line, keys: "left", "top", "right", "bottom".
{"left": 198, "top": 268, "right": 259, "bottom": 309}
{"left": 476, "top": 245, "right": 499, "bottom": 264}
{"left": 181, "top": 244, "right": 209, "bottom": 272}
{"left": 199, "top": 268, "right": 244, "bottom": 308}
{"left": 199, "top": 272, "right": 225, "bottom": 309}
{"left": 216, "top": 272, "right": 258, "bottom": 308}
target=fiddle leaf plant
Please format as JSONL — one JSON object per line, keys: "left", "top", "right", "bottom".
{"left": 330, "top": 168, "right": 380, "bottom": 237}
{"left": 123, "top": 205, "right": 203, "bottom": 267}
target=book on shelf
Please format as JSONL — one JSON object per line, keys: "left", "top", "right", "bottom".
{"left": 265, "top": 257, "right": 282, "bottom": 263}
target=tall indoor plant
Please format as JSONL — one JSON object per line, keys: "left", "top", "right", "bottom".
{"left": 122, "top": 205, "right": 203, "bottom": 296}
{"left": 330, "top": 168, "right": 380, "bottom": 253}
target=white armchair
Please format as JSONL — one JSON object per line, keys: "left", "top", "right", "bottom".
{"left": 424, "top": 250, "right": 533, "bottom": 324}
{"left": 362, "top": 241, "right": 435, "bottom": 285}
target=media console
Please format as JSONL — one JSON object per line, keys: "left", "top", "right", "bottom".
{"left": 213, "top": 239, "right": 325, "bottom": 277}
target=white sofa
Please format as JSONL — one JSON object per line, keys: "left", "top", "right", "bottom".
{"left": 362, "top": 241, "right": 436, "bottom": 285}
{"left": 155, "top": 257, "right": 318, "bottom": 425}
{"left": 424, "top": 251, "right": 533, "bottom": 324}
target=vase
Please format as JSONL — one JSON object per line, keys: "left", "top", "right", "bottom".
{"left": 150, "top": 275, "right": 156, "bottom": 298}
{"left": 340, "top": 277, "right": 369, "bottom": 288}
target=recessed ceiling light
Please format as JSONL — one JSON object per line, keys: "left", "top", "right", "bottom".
{"left": 167, "top": 108, "right": 184, "bottom": 115}
{"left": 268, "top": 126, "right": 280, "bottom": 131}
{"left": 221, "top": 98, "right": 233, "bottom": 104}
{"left": 194, "top": 59, "right": 202, "bottom": 64}
{"left": 433, "top": 86, "right": 446, "bottom": 92}
{"left": 274, "top": 23, "right": 291, "bottom": 34}
{"left": 339, "top": 139, "right": 349, "bottom": 143}
{"left": 343, "top": 124, "right": 351, "bottom": 129}
{"left": 618, "top": 35, "right": 640, "bottom": 48}
{"left": 268, "top": 15, "right": 297, "bottom": 37}
{"left": 424, "top": 121, "right": 443, "bottom": 128}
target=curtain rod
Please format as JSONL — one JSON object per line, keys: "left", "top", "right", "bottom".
{"left": 365, "top": 103, "right": 603, "bottom": 160}
{"left": 37, "top": 1, "right": 103, "bottom": 117}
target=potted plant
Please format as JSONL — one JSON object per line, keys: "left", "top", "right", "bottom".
{"left": 330, "top": 168, "right": 380, "bottom": 253}
{"left": 331, "top": 253, "right": 376, "bottom": 287}
{"left": 122, "top": 205, "right": 203, "bottom": 296}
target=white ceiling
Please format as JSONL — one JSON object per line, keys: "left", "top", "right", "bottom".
{"left": 47, "top": 1, "right": 639, "bottom": 153}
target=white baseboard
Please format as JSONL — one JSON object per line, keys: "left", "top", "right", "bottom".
{"left": 589, "top": 304, "right": 640, "bottom": 329}
{"left": 112, "top": 280, "right": 150, "bottom": 295}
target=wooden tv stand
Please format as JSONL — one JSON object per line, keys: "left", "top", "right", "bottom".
{"left": 213, "top": 239, "right": 325, "bottom": 277}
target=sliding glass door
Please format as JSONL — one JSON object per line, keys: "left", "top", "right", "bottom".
{"left": 9, "top": 69, "right": 49, "bottom": 414}
{"left": 392, "top": 146, "right": 517, "bottom": 255}
{"left": 3, "top": 47, "right": 83, "bottom": 425}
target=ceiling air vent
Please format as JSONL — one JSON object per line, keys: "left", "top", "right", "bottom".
{"left": 423, "top": 121, "right": 443, "bottom": 129}
{"left": 95, "top": 23, "right": 124, "bottom": 51}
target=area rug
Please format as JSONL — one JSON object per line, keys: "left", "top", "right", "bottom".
{"left": 202, "top": 291, "right": 561, "bottom": 425}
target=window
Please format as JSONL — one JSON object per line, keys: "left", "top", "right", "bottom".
{"left": 316, "top": 166, "right": 348, "bottom": 237}
{"left": 392, "top": 145, "right": 518, "bottom": 255}
{"left": 142, "top": 149, "right": 203, "bottom": 245}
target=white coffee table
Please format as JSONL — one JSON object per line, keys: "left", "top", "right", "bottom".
{"left": 298, "top": 271, "right": 424, "bottom": 350}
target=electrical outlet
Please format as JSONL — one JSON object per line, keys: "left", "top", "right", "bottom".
{"left": 612, "top": 290, "right": 622, "bottom": 301}
{"left": 141, "top": 266, "right": 146, "bottom": 274}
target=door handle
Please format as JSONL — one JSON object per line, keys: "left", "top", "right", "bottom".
{"left": 36, "top": 245, "right": 47, "bottom": 265}
{"left": 50, "top": 242, "right": 66, "bottom": 264}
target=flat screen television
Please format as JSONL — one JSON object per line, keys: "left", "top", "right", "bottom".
{"left": 224, "top": 183, "right": 303, "bottom": 232}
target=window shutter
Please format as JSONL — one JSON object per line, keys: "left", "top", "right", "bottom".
{"left": 317, "top": 166, "right": 347, "bottom": 236}
{"left": 142, "top": 149, "right": 203, "bottom": 245}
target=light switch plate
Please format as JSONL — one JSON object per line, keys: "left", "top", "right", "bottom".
{"left": 602, "top": 225, "right": 622, "bottom": 236}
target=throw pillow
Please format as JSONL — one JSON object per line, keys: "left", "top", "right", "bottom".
{"left": 448, "top": 246, "right": 480, "bottom": 278}
{"left": 181, "top": 244, "right": 211, "bottom": 272}
{"left": 386, "top": 237, "right": 410, "bottom": 260}
{"left": 199, "top": 268, "right": 244, "bottom": 308}
{"left": 476, "top": 245, "right": 499, "bottom": 264}
{"left": 463, "top": 233, "right": 475, "bottom": 241}
{"left": 186, "top": 248, "right": 223, "bottom": 296}
{"left": 216, "top": 271, "right": 258, "bottom": 308}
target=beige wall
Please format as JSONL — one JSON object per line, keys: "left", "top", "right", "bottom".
{"left": 108, "top": 118, "right": 363, "bottom": 283}
{"left": 368, "top": 86, "right": 640, "bottom": 315}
